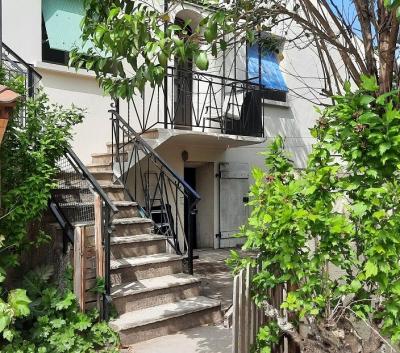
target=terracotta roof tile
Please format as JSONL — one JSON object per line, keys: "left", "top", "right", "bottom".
{"left": 0, "top": 85, "right": 20, "bottom": 105}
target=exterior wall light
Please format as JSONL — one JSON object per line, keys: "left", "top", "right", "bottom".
{"left": 0, "top": 85, "right": 20, "bottom": 144}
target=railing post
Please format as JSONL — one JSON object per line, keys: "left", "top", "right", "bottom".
{"left": 187, "top": 195, "right": 195, "bottom": 275}
{"left": 28, "top": 68, "right": 34, "bottom": 98}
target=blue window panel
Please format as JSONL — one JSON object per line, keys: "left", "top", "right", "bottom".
{"left": 247, "top": 44, "right": 288, "bottom": 92}
{"left": 42, "top": 0, "right": 91, "bottom": 52}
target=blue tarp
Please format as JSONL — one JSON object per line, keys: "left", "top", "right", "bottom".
{"left": 247, "top": 44, "right": 288, "bottom": 92}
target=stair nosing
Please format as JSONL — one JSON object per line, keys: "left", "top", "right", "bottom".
{"left": 92, "top": 151, "right": 128, "bottom": 157}
{"left": 110, "top": 296, "right": 220, "bottom": 331}
{"left": 110, "top": 274, "right": 200, "bottom": 298}
{"left": 110, "top": 234, "right": 166, "bottom": 245}
{"left": 112, "top": 217, "right": 152, "bottom": 225}
{"left": 110, "top": 253, "right": 183, "bottom": 270}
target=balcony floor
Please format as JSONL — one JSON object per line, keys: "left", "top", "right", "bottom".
{"left": 142, "top": 128, "right": 265, "bottom": 149}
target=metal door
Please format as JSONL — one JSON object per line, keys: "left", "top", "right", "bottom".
{"left": 218, "top": 162, "right": 250, "bottom": 248}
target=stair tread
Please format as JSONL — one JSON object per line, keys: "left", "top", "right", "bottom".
{"left": 92, "top": 151, "right": 127, "bottom": 157}
{"left": 112, "top": 217, "right": 152, "bottom": 225}
{"left": 110, "top": 253, "right": 183, "bottom": 270}
{"left": 99, "top": 183, "right": 124, "bottom": 189}
{"left": 90, "top": 170, "right": 114, "bottom": 175}
{"left": 114, "top": 201, "right": 138, "bottom": 207}
{"left": 111, "top": 273, "right": 200, "bottom": 298}
{"left": 111, "top": 234, "right": 166, "bottom": 245}
{"left": 86, "top": 163, "right": 111, "bottom": 168}
{"left": 110, "top": 296, "right": 220, "bottom": 331}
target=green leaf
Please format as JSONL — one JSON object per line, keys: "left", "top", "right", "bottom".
{"left": 55, "top": 291, "right": 76, "bottom": 311}
{"left": 158, "top": 52, "right": 168, "bottom": 67}
{"left": 8, "top": 289, "right": 31, "bottom": 317}
{"left": 360, "top": 75, "right": 379, "bottom": 91}
{"left": 365, "top": 260, "right": 378, "bottom": 278}
{"left": 204, "top": 21, "right": 217, "bottom": 43}
{"left": 195, "top": 52, "right": 209, "bottom": 70}
{"left": 0, "top": 314, "right": 11, "bottom": 333}
{"left": 2, "top": 328, "right": 13, "bottom": 342}
{"left": 359, "top": 95, "right": 375, "bottom": 106}
{"left": 350, "top": 279, "right": 362, "bottom": 292}
{"left": 379, "top": 142, "right": 391, "bottom": 155}
{"left": 95, "top": 25, "right": 107, "bottom": 44}
{"left": 351, "top": 202, "right": 368, "bottom": 217}
{"left": 343, "top": 80, "right": 351, "bottom": 93}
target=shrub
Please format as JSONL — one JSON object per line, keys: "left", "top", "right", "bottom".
{"left": 233, "top": 76, "right": 400, "bottom": 352}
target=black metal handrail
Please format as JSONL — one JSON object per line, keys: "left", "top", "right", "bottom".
{"left": 2, "top": 43, "right": 42, "bottom": 97}
{"left": 49, "top": 147, "right": 118, "bottom": 320}
{"left": 65, "top": 147, "right": 118, "bottom": 214}
{"left": 110, "top": 109, "right": 201, "bottom": 274}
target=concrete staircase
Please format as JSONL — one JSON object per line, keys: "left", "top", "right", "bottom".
{"left": 86, "top": 151, "right": 222, "bottom": 346}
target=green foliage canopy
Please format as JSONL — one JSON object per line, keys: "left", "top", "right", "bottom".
{"left": 233, "top": 76, "right": 400, "bottom": 350}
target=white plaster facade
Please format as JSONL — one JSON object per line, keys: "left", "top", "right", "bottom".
{"left": 3, "top": 0, "right": 328, "bottom": 249}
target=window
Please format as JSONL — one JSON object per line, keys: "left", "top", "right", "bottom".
{"left": 41, "top": 0, "right": 87, "bottom": 65}
{"left": 247, "top": 43, "right": 288, "bottom": 102}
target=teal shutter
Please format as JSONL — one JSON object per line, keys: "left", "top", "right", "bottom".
{"left": 42, "top": 0, "right": 88, "bottom": 52}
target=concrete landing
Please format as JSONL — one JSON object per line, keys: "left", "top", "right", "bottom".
{"left": 123, "top": 325, "right": 232, "bottom": 353}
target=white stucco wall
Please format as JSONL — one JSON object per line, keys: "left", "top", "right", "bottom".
{"left": 3, "top": 0, "right": 42, "bottom": 64}
{"left": 2, "top": 0, "right": 337, "bottom": 249}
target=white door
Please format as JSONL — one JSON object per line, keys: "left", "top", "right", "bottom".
{"left": 218, "top": 162, "right": 249, "bottom": 248}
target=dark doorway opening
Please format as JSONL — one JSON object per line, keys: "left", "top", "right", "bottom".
{"left": 174, "top": 17, "right": 193, "bottom": 129}
{"left": 184, "top": 167, "right": 197, "bottom": 249}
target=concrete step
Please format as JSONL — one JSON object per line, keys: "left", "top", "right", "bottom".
{"left": 86, "top": 163, "right": 112, "bottom": 173}
{"left": 106, "top": 141, "right": 134, "bottom": 154}
{"left": 113, "top": 201, "right": 141, "bottom": 219}
{"left": 111, "top": 273, "right": 201, "bottom": 313}
{"left": 90, "top": 170, "right": 115, "bottom": 183}
{"left": 112, "top": 217, "right": 153, "bottom": 236}
{"left": 92, "top": 151, "right": 128, "bottom": 165}
{"left": 110, "top": 253, "right": 183, "bottom": 285}
{"left": 100, "top": 183, "right": 126, "bottom": 201}
{"left": 110, "top": 296, "right": 222, "bottom": 345}
{"left": 110, "top": 234, "right": 166, "bottom": 258}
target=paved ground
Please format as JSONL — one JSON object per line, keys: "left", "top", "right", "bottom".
{"left": 193, "top": 248, "right": 234, "bottom": 311}
{"left": 126, "top": 325, "right": 232, "bottom": 353}
{"left": 123, "top": 249, "right": 235, "bottom": 353}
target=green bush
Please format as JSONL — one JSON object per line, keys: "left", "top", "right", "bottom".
{"left": 0, "top": 68, "right": 119, "bottom": 352}
{"left": 233, "top": 76, "right": 400, "bottom": 352}
{"left": 0, "top": 89, "right": 84, "bottom": 271}
{"left": 0, "top": 266, "right": 119, "bottom": 353}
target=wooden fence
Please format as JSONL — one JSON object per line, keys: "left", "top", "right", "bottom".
{"left": 73, "top": 193, "right": 105, "bottom": 312}
{"left": 231, "top": 264, "right": 299, "bottom": 353}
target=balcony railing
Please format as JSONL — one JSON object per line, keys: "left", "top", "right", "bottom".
{"left": 118, "top": 67, "right": 266, "bottom": 138}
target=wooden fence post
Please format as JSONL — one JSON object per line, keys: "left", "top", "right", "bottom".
{"left": 94, "top": 193, "right": 104, "bottom": 309}
{"left": 244, "top": 264, "right": 251, "bottom": 353}
{"left": 232, "top": 274, "right": 239, "bottom": 353}
{"left": 238, "top": 270, "right": 246, "bottom": 353}
{"left": 74, "top": 226, "right": 86, "bottom": 312}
